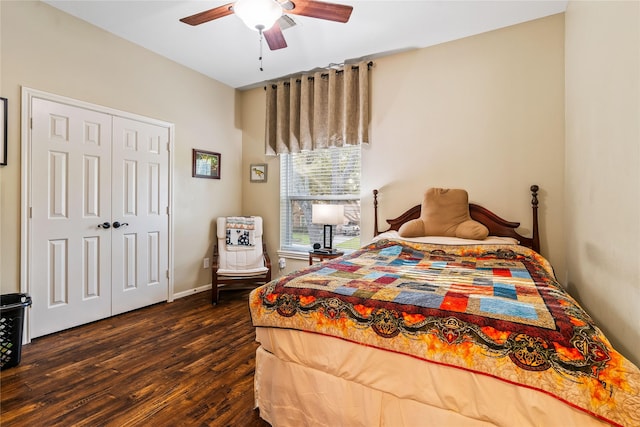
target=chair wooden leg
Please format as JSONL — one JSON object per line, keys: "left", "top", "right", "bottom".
{"left": 212, "top": 271, "right": 219, "bottom": 305}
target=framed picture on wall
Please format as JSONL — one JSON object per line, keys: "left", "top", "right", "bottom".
{"left": 250, "top": 163, "right": 267, "bottom": 182}
{"left": 192, "top": 149, "right": 221, "bottom": 179}
{"left": 1, "top": 97, "right": 7, "bottom": 166}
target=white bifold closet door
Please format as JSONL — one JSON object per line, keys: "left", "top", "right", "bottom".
{"left": 29, "top": 98, "right": 169, "bottom": 338}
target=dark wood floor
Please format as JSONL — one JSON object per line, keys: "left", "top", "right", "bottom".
{"left": 0, "top": 289, "right": 271, "bottom": 426}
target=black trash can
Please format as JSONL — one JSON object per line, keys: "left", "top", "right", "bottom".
{"left": 0, "top": 293, "right": 32, "bottom": 370}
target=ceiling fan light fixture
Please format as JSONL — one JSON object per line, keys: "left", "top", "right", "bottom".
{"left": 234, "top": 0, "right": 283, "bottom": 32}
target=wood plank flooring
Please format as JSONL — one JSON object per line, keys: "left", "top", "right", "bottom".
{"left": 0, "top": 289, "right": 270, "bottom": 426}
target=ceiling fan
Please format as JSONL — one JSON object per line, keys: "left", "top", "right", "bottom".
{"left": 179, "top": 0, "right": 353, "bottom": 51}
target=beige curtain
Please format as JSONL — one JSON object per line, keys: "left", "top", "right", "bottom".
{"left": 265, "top": 61, "right": 371, "bottom": 155}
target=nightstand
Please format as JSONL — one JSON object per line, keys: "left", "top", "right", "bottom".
{"left": 308, "top": 250, "right": 344, "bottom": 265}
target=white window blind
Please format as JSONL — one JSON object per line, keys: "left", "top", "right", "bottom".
{"left": 280, "top": 145, "right": 361, "bottom": 254}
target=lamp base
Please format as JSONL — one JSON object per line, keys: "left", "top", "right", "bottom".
{"left": 323, "top": 224, "right": 334, "bottom": 251}
{"left": 313, "top": 248, "right": 337, "bottom": 255}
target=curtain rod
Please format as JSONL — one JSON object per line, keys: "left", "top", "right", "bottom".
{"left": 264, "top": 61, "right": 373, "bottom": 90}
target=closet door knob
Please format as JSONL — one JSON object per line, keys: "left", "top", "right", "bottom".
{"left": 98, "top": 222, "right": 111, "bottom": 229}
{"left": 112, "top": 221, "right": 129, "bottom": 229}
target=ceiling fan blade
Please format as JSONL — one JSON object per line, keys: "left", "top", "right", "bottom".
{"left": 287, "top": 0, "right": 353, "bottom": 23}
{"left": 264, "top": 23, "right": 288, "bottom": 50}
{"left": 180, "top": 3, "right": 234, "bottom": 26}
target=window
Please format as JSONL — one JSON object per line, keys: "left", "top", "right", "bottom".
{"left": 280, "top": 145, "right": 361, "bottom": 254}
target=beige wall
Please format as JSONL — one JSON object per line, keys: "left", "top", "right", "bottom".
{"left": 0, "top": 1, "right": 242, "bottom": 295}
{"left": 240, "top": 88, "right": 281, "bottom": 269}
{"left": 242, "top": 14, "right": 566, "bottom": 279}
{"left": 565, "top": 1, "right": 639, "bottom": 366}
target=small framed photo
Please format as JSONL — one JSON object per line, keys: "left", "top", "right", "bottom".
{"left": 1, "top": 97, "right": 7, "bottom": 166}
{"left": 192, "top": 149, "right": 220, "bottom": 179}
{"left": 250, "top": 163, "right": 267, "bottom": 182}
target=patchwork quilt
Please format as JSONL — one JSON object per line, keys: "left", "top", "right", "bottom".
{"left": 249, "top": 239, "right": 640, "bottom": 427}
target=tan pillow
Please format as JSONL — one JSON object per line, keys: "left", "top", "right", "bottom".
{"left": 398, "top": 188, "right": 489, "bottom": 240}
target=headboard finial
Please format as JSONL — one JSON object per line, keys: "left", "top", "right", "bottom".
{"left": 373, "top": 189, "right": 379, "bottom": 236}
{"left": 530, "top": 185, "right": 539, "bottom": 207}
{"left": 530, "top": 184, "right": 540, "bottom": 253}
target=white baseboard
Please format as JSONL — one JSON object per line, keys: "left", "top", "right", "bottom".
{"left": 172, "top": 283, "right": 212, "bottom": 300}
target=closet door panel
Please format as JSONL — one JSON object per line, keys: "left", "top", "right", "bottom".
{"left": 111, "top": 117, "right": 169, "bottom": 315}
{"left": 30, "top": 98, "right": 112, "bottom": 337}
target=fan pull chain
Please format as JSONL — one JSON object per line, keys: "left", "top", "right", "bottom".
{"left": 258, "top": 29, "right": 264, "bottom": 72}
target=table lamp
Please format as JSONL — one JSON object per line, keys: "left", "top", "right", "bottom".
{"left": 312, "top": 204, "right": 344, "bottom": 252}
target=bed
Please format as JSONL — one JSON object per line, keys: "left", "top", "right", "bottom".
{"left": 248, "top": 186, "right": 640, "bottom": 427}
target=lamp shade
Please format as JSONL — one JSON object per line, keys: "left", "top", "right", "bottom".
{"left": 312, "top": 204, "right": 344, "bottom": 226}
{"left": 234, "top": 0, "right": 282, "bottom": 32}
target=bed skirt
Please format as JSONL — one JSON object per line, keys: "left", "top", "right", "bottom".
{"left": 253, "top": 328, "right": 610, "bottom": 427}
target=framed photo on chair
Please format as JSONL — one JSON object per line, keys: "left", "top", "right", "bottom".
{"left": 250, "top": 163, "right": 267, "bottom": 182}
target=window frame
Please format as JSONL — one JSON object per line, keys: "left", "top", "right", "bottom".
{"left": 279, "top": 146, "right": 361, "bottom": 255}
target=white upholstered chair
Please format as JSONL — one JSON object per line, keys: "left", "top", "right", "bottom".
{"left": 211, "top": 216, "right": 271, "bottom": 305}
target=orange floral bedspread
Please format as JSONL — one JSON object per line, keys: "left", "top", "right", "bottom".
{"left": 249, "top": 240, "right": 640, "bottom": 426}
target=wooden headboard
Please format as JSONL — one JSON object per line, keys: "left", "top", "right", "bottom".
{"left": 373, "top": 185, "right": 540, "bottom": 253}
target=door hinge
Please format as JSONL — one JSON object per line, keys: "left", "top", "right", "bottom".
{"left": 29, "top": 207, "right": 32, "bottom": 218}
{"left": 166, "top": 270, "right": 169, "bottom": 279}
{"left": 30, "top": 118, "right": 33, "bottom": 129}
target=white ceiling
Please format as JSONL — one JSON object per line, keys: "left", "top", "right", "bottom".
{"left": 43, "top": 0, "right": 568, "bottom": 90}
